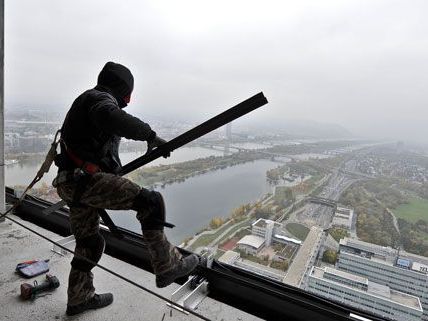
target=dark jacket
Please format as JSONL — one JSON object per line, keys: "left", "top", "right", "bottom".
{"left": 58, "top": 62, "right": 156, "bottom": 173}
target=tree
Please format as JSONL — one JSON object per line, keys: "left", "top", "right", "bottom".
{"left": 209, "top": 217, "right": 224, "bottom": 229}
{"left": 322, "top": 249, "right": 338, "bottom": 264}
{"left": 328, "top": 228, "right": 349, "bottom": 242}
{"left": 231, "top": 205, "right": 246, "bottom": 221}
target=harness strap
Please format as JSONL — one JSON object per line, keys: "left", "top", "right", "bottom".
{"left": 65, "top": 147, "right": 101, "bottom": 175}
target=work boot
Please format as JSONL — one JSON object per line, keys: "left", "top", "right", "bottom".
{"left": 66, "top": 293, "right": 113, "bottom": 316}
{"left": 156, "top": 254, "right": 199, "bottom": 288}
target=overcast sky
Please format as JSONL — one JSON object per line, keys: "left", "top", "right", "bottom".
{"left": 5, "top": 0, "right": 428, "bottom": 142}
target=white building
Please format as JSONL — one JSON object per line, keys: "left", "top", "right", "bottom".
{"left": 237, "top": 235, "right": 265, "bottom": 255}
{"left": 338, "top": 237, "right": 428, "bottom": 321}
{"left": 307, "top": 266, "right": 423, "bottom": 321}
{"left": 252, "top": 218, "right": 301, "bottom": 246}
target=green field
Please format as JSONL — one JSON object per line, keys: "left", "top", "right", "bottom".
{"left": 394, "top": 198, "right": 428, "bottom": 223}
{"left": 286, "top": 223, "right": 310, "bottom": 241}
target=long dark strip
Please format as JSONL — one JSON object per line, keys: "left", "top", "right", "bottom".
{"left": 120, "top": 92, "right": 268, "bottom": 176}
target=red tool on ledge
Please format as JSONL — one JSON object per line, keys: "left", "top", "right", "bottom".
{"left": 20, "top": 274, "right": 60, "bottom": 300}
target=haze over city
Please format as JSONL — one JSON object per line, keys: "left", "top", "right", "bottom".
{"left": 5, "top": 0, "right": 428, "bottom": 143}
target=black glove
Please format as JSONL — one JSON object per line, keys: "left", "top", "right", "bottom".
{"left": 147, "top": 136, "right": 170, "bottom": 158}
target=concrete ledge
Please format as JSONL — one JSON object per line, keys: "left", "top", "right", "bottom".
{"left": 0, "top": 215, "right": 261, "bottom": 321}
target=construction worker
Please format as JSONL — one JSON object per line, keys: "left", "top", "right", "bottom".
{"left": 53, "top": 62, "right": 199, "bottom": 316}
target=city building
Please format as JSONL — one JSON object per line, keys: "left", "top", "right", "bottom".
{"left": 237, "top": 235, "right": 265, "bottom": 255}
{"left": 252, "top": 218, "right": 278, "bottom": 246}
{"left": 218, "top": 250, "right": 240, "bottom": 265}
{"left": 306, "top": 266, "right": 423, "bottom": 321}
{"left": 338, "top": 237, "right": 428, "bottom": 321}
{"left": 331, "top": 206, "right": 354, "bottom": 230}
{"left": 252, "top": 218, "right": 301, "bottom": 246}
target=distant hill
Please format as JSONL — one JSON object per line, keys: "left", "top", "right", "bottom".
{"left": 278, "top": 119, "right": 353, "bottom": 139}
{"left": 235, "top": 119, "right": 353, "bottom": 140}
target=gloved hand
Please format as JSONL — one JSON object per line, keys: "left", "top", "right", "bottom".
{"left": 147, "top": 136, "right": 170, "bottom": 158}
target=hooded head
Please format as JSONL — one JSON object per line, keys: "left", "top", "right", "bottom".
{"left": 97, "top": 61, "right": 134, "bottom": 108}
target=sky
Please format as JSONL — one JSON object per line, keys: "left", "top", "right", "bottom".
{"left": 5, "top": 0, "right": 428, "bottom": 142}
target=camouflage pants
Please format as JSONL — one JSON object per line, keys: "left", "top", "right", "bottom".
{"left": 56, "top": 172, "right": 181, "bottom": 306}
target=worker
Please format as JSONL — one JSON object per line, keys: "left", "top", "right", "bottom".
{"left": 53, "top": 61, "right": 199, "bottom": 316}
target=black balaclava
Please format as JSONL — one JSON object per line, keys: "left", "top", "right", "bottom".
{"left": 97, "top": 61, "right": 134, "bottom": 108}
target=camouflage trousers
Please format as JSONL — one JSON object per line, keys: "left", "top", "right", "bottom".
{"left": 56, "top": 172, "right": 181, "bottom": 306}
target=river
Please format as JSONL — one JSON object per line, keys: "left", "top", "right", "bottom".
{"left": 5, "top": 146, "right": 224, "bottom": 186}
{"left": 6, "top": 145, "right": 280, "bottom": 244}
{"left": 110, "top": 159, "right": 278, "bottom": 244}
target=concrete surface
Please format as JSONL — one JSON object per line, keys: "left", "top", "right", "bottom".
{"left": 0, "top": 216, "right": 262, "bottom": 321}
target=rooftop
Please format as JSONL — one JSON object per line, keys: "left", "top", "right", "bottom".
{"left": 340, "top": 237, "right": 428, "bottom": 274}
{"left": 252, "top": 218, "right": 267, "bottom": 228}
{"left": 310, "top": 267, "right": 422, "bottom": 311}
{"left": 324, "top": 267, "right": 367, "bottom": 285}
{"left": 0, "top": 216, "right": 262, "bottom": 321}
{"left": 274, "top": 234, "right": 302, "bottom": 245}
{"left": 218, "top": 250, "right": 240, "bottom": 265}
{"left": 283, "top": 226, "right": 323, "bottom": 287}
{"left": 339, "top": 237, "right": 397, "bottom": 261}
{"left": 237, "top": 235, "right": 265, "bottom": 249}
{"left": 252, "top": 218, "right": 281, "bottom": 229}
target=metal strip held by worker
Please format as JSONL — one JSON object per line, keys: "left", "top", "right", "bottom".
{"left": 43, "top": 92, "right": 268, "bottom": 215}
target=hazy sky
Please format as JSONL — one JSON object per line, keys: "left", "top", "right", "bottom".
{"left": 5, "top": 1, "right": 428, "bottom": 142}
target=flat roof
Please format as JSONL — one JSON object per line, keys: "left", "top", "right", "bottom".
{"left": 310, "top": 267, "right": 422, "bottom": 311}
{"left": 252, "top": 218, "right": 281, "bottom": 229}
{"left": 339, "top": 237, "right": 398, "bottom": 262}
{"left": 389, "top": 289, "right": 422, "bottom": 310}
{"left": 341, "top": 238, "right": 428, "bottom": 274}
{"left": 218, "top": 250, "right": 240, "bottom": 264}
{"left": 283, "top": 226, "right": 323, "bottom": 287}
{"left": 274, "top": 234, "right": 302, "bottom": 245}
{"left": 324, "top": 267, "right": 368, "bottom": 285}
{"left": 252, "top": 218, "right": 267, "bottom": 228}
{"left": 237, "top": 235, "right": 265, "bottom": 249}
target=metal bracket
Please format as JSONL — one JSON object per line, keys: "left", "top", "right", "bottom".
{"left": 52, "top": 235, "right": 75, "bottom": 255}
{"left": 200, "top": 247, "right": 215, "bottom": 268}
{"left": 168, "top": 275, "right": 209, "bottom": 313}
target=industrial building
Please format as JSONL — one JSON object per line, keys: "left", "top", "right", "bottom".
{"left": 338, "top": 237, "right": 428, "bottom": 321}
{"left": 307, "top": 266, "right": 423, "bottom": 321}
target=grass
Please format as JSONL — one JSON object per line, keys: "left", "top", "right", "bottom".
{"left": 286, "top": 223, "right": 310, "bottom": 241}
{"left": 394, "top": 197, "right": 428, "bottom": 223}
{"left": 188, "top": 221, "right": 233, "bottom": 250}
{"left": 189, "top": 219, "right": 253, "bottom": 251}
